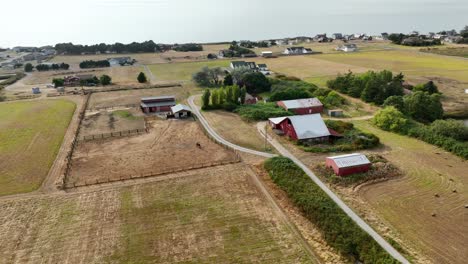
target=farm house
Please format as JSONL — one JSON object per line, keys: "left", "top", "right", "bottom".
{"left": 277, "top": 98, "right": 323, "bottom": 115}
{"left": 268, "top": 114, "right": 340, "bottom": 143}
{"left": 140, "top": 96, "right": 176, "bottom": 113}
{"left": 325, "top": 153, "right": 371, "bottom": 176}
{"left": 171, "top": 104, "right": 192, "bottom": 118}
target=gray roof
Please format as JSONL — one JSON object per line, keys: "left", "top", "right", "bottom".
{"left": 257, "top": 63, "right": 267, "bottom": 68}
{"left": 268, "top": 116, "right": 288, "bottom": 125}
{"left": 231, "top": 61, "right": 257, "bottom": 69}
{"left": 288, "top": 114, "right": 330, "bottom": 140}
{"left": 327, "top": 153, "right": 371, "bottom": 168}
{"left": 171, "top": 104, "right": 192, "bottom": 113}
{"left": 280, "top": 98, "right": 322, "bottom": 109}
{"left": 141, "top": 96, "right": 175, "bottom": 102}
{"left": 141, "top": 101, "right": 176, "bottom": 108}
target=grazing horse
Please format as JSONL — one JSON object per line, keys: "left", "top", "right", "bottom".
{"left": 196, "top": 142, "right": 202, "bottom": 149}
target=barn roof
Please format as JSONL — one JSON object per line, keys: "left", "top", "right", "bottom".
{"left": 280, "top": 98, "right": 323, "bottom": 109}
{"left": 141, "top": 96, "right": 175, "bottom": 102}
{"left": 268, "top": 116, "right": 288, "bottom": 125}
{"left": 171, "top": 104, "right": 192, "bottom": 113}
{"left": 288, "top": 114, "right": 330, "bottom": 140}
{"left": 327, "top": 153, "right": 371, "bottom": 168}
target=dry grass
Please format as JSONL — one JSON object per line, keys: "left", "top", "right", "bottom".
{"left": 0, "top": 100, "right": 76, "bottom": 196}
{"left": 0, "top": 164, "right": 315, "bottom": 263}
{"left": 80, "top": 109, "right": 146, "bottom": 138}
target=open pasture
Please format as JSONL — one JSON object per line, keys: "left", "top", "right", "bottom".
{"left": 80, "top": 109, "right": 146, "bottom": 139}
{"left": 353, "top": 120, "right": 468, "bottom": 264}
{"left": 0, "top": 163, "right": 315, "bottom": 263}
{"left": 68, "top": 119, "right": 239, "bottom": 186}
{"left": 0, "top": 100, "right": 75, "bottom": 196}
{"left": 147, "top": 60, "right": 229, "bottom": 81}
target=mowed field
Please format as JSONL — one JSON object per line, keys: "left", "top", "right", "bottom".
{"left": 0, "top": 163, "right": 315, "bottom": 263}
{"left": 69, "top": 119, "right": 239, "bottom": 186}
{"left": 353, "top": 121, "right": 468, "bottom": 264}
{"left": 148, "top": 60, "right": 229, "bottom": 81}
{"left": 0, "top": 100, "right": 76, "bottom": 196}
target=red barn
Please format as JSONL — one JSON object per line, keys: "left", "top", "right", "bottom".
{"left": 325, "top": 153, "right": 371, "bottom": 176}
{"left": 268, "top": 114, "right": 332, "bottom": 143}
{"left": 277, "top": 98, "right": 323, "bottom": 115}
{"left": 140, "top": 96, "right": 176, "bottom": 113}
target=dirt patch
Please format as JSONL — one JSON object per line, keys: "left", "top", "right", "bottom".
{"left": 68, "top": 119, "right": 239, "bottom": 186}
{"left": 80, "top": 108, "right": 146, "bottom": 138}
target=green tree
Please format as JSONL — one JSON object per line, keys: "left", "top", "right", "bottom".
{"left": 383, "top": 96, "right": 405, "bottom": 112}
{"left": 223, "top": 74, "right": 233, "bottom": 86}
{"left": 211, "top": 89, "right": 219, "bottom": 106}
{"left": 24, "top": 63, "right": 33, "bottom": 72}
{"left": 218, "top": 89, "right": 226, "bottom": 104}
{"left": 201, "top": 89, "right": 211, "bottom": 109}
{"left": 243, "top": 72, "right": 271, "bottom": 94}
{"left": 192, "top": 67, "right": 224, "bottom": 87}
{"left": 361, "top": 78, "right": 381, "bottom": 103}
{"left": 233, "top": 85, "right": 241, "bottom": 104}
{"left": 100, "top": 74, "right": 112, "bottom": 85}
{"left": 240, "top": 87, "right": 247, "bottom": 104}
{"left": 429, "top": 119, "right": 468, "bottom": 141}
{"left": 372, "top": 107, "right": 409, "bottom": 132}
{"left": 404, "top": 91, "right": 443, "bottom": 122}
{"left": 52, "top": 78, "right": 64, "bottom": 88}
{"left": 137, "top": 72, "right": 147, "bottom": 83}
{"left": 226, "top": 86, "right": 234, "bottom": 103}
{"left": 413, "top": 81, "right": 439, "bottom": 94}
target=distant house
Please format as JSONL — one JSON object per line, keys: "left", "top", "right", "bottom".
{"left": 336, "top": 44, "right": 357, "bottom": 52}
{"left": 332, "top": 33, "right": 343, "bottom": 40}
{"left": 32, "top": 87, "right": 41, "bottom": 94}
{"left": 170, "top": 104, "right": 192, "bottom": 118}
{"left": 230, "top": 61, "right": 257, "bottom": 70}
{"left": 108, "top": 57, "right": 133, "bottom": 66}
{"left": 257, "top": 63, "right": 268, "bottom": 71}
{"left": 244, "top": 93, "right": 259, "bottom": 105}
{"left": 218, "top": 50, "right": 229, "bottom": 58}
{"left": 140, "top": 96, "right": 176, "bottom": 114}
{"left": 325, "top": 153, "right": 371, "bottom": 176}
{"left": 380, "top": 32, "right": 389, "bottom": 40}
{"left": 314, "top": 34, "right": 329, "bottom": 42}
{"left": 64, "top": 74, "right": 94, "bottom": 86}
{"left": 283, "top": 46, "right": 312, "bottom": 55}
{"left": 268, "top": 114, "right": 338, "bottom": 142}
{"left": 277, "top": 98, "right": 323, "bottom": 115}
{"left": 261, "top": 51, "right": 273, "bottom": 57}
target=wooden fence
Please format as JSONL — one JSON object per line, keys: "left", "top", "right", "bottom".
{"left": 78, "top": 128, "right": 148, "bottom": 141}
{"left": 86, "top": 104, "right": 138, "bottom": 112}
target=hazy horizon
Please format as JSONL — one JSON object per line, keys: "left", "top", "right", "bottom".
{"left": 2, "top": 0, "right": 467, "bottom": 48}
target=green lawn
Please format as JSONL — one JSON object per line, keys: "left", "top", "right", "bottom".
{"left": 0, "top": 100, "right": 76, "bottom": 196}
{"left": 147, "top": 60, "right": 229, "bottom": 81}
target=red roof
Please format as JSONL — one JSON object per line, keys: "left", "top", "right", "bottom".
{"left": 328, "top": 128, "right": 342, "bottom": 137}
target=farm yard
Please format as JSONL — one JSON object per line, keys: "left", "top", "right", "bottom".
{"left": 68, "top": 119, "right": 239, "bottom": 187}
{"left": 80, "top": 109, "right": 146, "bottom": 139}
{"left": 0, "top": 99, "right": 75, "bottom": 196}
{"left": 0, "top": 163, "right": 315, "bottom": 263}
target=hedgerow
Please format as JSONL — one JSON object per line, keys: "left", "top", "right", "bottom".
{"left": 234, "top": 103, "right": 293, "bottom": 121}
{"left": 264, "top": 157, "right": 398, "bottom": 263}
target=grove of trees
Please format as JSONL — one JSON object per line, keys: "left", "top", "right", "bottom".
{"left": 79, "top": 60, "right": 110, "bottom": 69}
{"left": 35, "top": 63, "right": 70, "bottom": 71}
{"left": 55, "top": 40, "right": 162, "bottom": 54}
{"left": 173, "top": 43, "right": 203, "bottom": 52}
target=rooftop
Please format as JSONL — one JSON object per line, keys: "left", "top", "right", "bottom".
{"left": 141, "top": 96, "right": 175, "bottom": 102}
{"left": 288, "top": 114, "right": 330, "bottom": 140}
{"left": 280, "top": 98, "right": 323, "bottom": 109}
{"left": 171, "top": 104, "right": 192, "bottom": 113}
{"left": 327, "top": 153, "right": 371, "bottom": 168}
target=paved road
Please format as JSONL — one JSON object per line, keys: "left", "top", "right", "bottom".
{"left": 256, "top": 122, "right": 409, "bottom": 264}
{"left": 187, "top": 95, "right": 408, "bottom": 263}
{"left": 188, "top": 96, "right": 276, "bottom": 158}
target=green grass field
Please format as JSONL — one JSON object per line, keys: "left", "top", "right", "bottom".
{"left": 0, "top": 100, "right": 75, "bottom": 196}
{"left": 148, "top": 60, "right": 229, "bottom": 81}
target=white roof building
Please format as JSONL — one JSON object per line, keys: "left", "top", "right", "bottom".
{"left": 288, "top": 114, "right": 330, "bottom": 139}
{"left": 171, "top": 104, "right": 192, "bottom": 114}
{"left": 326, "top": 153, "right": 371, "bottom": 168}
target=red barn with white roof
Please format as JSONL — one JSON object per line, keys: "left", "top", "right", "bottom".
{"left": 277, "top": 98, "right": 323, "bottom": 115}
{"left": 325, "top": 153, "right": 371, "bottom": 176}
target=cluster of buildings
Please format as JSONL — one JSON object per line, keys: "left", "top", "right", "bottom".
{"left": 229, "top": 61, "right": 270, "bottom": 75}
{"left": 139, "top": 95, "right": 192, "bottom": 118}
{"left": 108, "top": 57, "right": 135, "bottom": 66}
{"left": 335, "top": 43, "right": 358, "bottom": 52}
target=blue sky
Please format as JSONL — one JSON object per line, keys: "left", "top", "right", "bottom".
{"left": 1, "top": 0, "right": 467, "bottom": 47}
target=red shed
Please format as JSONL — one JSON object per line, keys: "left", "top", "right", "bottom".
{"left": 277, "top": 98, "right": 323, "bottom": 115}
{"left": 140, "top": 96, "right": 176, "bottom": 113}
{"left": 325, "top": 153, "right": 371, "bottom": 176}
{"left": 268, "top": 114, "right": 332, "bottom": 142}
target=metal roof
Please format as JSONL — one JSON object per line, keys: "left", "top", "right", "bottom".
{"left": 268, "top": 116, "right": 288, "bottom": 125}
{"left": 231, "top": 61, "right": 257, "bottom": 69}
{"left": 327, "top": 153, "right": 371, "bottom": 168}
{"left": 141, "top": 101, "right": 176, "bottom": 108}
{"left": 280, "top": 98, "right": 323, "bottom": 109}
{"left": 141, "top": 96, "right": 175, "bottom": 102}
{"left": 288, "top": 114, "right": 330, "bottom": 139}
{"left": 171, "top": 104, "right": 192, "bottom": 113}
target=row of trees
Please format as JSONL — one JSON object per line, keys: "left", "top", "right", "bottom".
{"left": 55, "top": 41, "right": 162, "bottom": 54}
{"left": 239, "top": 40, "right": 270, "bottom": 48}
{"left": 37, "top": 63, "right": 70, "bottom": 71}
{"left": 172, "top": 43, "right": 203, "bottom": 52}
{"left": 388, "top": 34, "right": 441, "bottom": 46}
{"left": 373, "top": 107, "right": 467, "bottom": 159}
{"left": 221, "top": 42, "right": 256, "bottom": 57}
{"left": 52, "top": 74, "right": 112, "bottom": 87}
{"left": 79, "top": 60, "right": 110, "bottom": 69}
{"left": 201, "top": 85, "right": 247, "bottom": 110}
{"left": 327, "top": 70, "right": 405, "bottom": 105}
{"left": 382, "top": 91, "right": 443, "bottom": 123}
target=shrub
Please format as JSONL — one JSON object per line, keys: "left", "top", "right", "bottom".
{"left": 372, "top": 107, "right": 409, "bottom": 133}
{"left": 79, "top": 60, "right": 110, "bottom": 69}
{"left": 100, "top": 74, "right": 112, "bottom": 85}
{"left": 264, "top": 157, "right": 398, "bottom": 263}
{"left": 428, "top": 119, "right": 468, "bottom": 141}
{"left": 234, "top": 103, "right": 292, "bottom": 121}
{"left": 24, "top": 63, "right": 33, "bottom": 72}
{"left": 137, "top": 72, "right": 147, "bottom": 83}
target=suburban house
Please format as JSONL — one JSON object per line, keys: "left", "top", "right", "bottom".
{"left": 261, "top": 51, "right": 273, "bottom": 57}
{"left": 230, "top": 61, "right": 257, "bottom": 70}
{"left": 283, "top": 47, "right": 312, "bottom": 55}
{"left": 332, "top": 33, "right": 343, "bottom": 40}
{"left": 64, "top": 74, "right": 94, "bottom": 86}
{"left": 336, "top": 44, "right": 357, "bottom": 52}
{"left": 257, "top": 63, "right": 268, "bottom": 71}
{"left": 32, "top": 87, "right": 41, "bottom": 94}
{"left": 268, "top": 114, "right": 340, "bottom": 143}
{"left": 325, "top": 153, "right": 371, "bottom": 176}
{"left": 277, "top": 98, "right": 323, "bottom": 115}
{"left": 108, "top": 57, "right": 134, "bottom": 66}
{"left": 170, "top": 104, "right": 192, "bottom": 118}
{"left": 140, "top": 96, "right": 176, "bottom": 114}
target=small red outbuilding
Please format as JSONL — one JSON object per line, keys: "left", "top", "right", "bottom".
{"left": 277, "top": 98, "right": 323, "bottom": 115}
{"left": 325, "top": 153, "right": 371, "bottom": 176}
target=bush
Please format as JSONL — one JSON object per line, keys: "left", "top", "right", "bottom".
{"left": 264, "top": 157, "right": 398, "bottom": 263}
{"left": 428, "top": 119, "right": 468, "bottom": 141}
{"left": 24, "top": 63, "right": 33, "bottom": 72}
{"left": 137, "top": 72, "right": 147, "bottom": 83}
{"left": 172, "top": 43, "right": 203, "bottom": 52}
{"left": 373, "top": 107, "right": 409, "bottom": 133}
{"left": 100, "top": 74, "right": 112, "bottom": 85}
{"left": 79, "top": 60, "right": 110, "bottom": 69}
{"left": 234, "top": 103, "right": 292, "bottom": 121}
{"left": 242, "top": 72, "right": 271, "bottom": 94}
{"left": 52, "top": 78, "right": 64, "bottom": 88}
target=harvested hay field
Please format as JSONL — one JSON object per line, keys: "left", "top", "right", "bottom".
{"left": 88, "top": 86, "right": 190, "bottom": 109}
{"left": 0, "top": 99, "right": 75, "bottom": 196}
{"left": 68, "top": 119, "right": 239, "bottom": 186}
{"left": 0, "top": 164, "right": 315, "bottom": 263}
{"left": 80, "top": 109, "right": 146, "bottom": 139}
{"left": 147, "top": 60, "right": 229, "bottom": 81}
{"left": 353, "top": 120, "right": 468, "bottom": 264}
